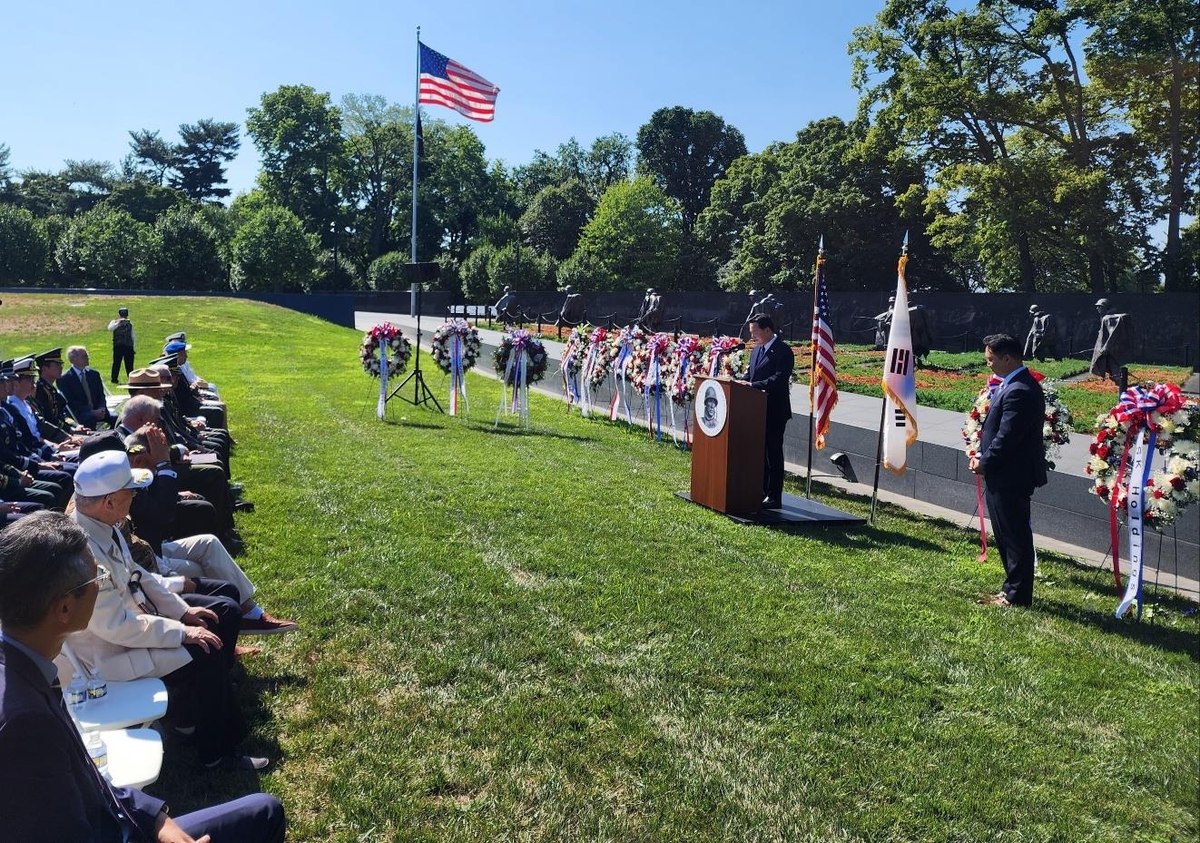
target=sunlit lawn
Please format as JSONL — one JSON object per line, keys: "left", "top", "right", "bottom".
{"left": 3, "top": 294, "right": 1197, "bottom": 842}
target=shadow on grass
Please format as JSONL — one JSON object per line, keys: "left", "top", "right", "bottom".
{"left": 1035, "top": 596, "right": 1200, "bottom": 660}
{"left": 379, "top": 419, "right": 444, "bottom": 431}
{"left": 469, "top": 422, "right": 593, "bottom": 442}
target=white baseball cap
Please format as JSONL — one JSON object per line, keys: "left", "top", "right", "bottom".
{"left": 74, "top": 451, "right": 154, "bottom": 497}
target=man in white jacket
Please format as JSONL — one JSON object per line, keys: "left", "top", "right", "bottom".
{"left": 66, "top": 450, "right": 269, "bottom": 771}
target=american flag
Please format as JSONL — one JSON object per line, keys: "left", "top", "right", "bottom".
{"left": 808, "top": 254, "right": 838, "bottom": 449}
{"left": 419, "top": 42, "right": 499, "bottom": 123}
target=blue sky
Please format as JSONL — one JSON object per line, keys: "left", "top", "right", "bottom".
{"left": 3, "top": 0, "right": 885, "bottom": 198}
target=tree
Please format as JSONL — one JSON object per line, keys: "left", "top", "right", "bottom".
{"left": 127, "top": 130, "right": 175, "bottom": 185}
{"left": 151, "top": 204, "right": 227, "bottom": 290}
{"left": 229, "top": 204, "right": 316, "bottom": 292}
{"left": 54, "top": 205, "right": 153, "bottom": 287}
{"left": 339, "top": 95, "right": 414, "bottom": 264}
{"left": 105, "top": 181, "right": 185, "bottom": 224}
{"left": 510, "top": 134, "right": 633, "bottom": 207}
{"left": 560, "top": 178, "right": 682, "bottom": 291}
{"left": 636, "top": 107, "right": 747, "bottom": 233}
{"left": 171, "top": 119, "right": 240, "bottom": 202}
{"left": 368, "top": 251, "right": 412, "bottom": 291}
{"left": 417, "top": 123, "right": 500, "bottom": 265}
{"left": 697, "top": 118, "right": 948, "bottom": 293}
{"left": 246, "top": 85, "right": 344, "bottom": 241}
{"left": 852, "top": 0, "right": 1118, "bottom": 293}
{"left": 0, "top": 206, "right": 49, "bottom": 285}
{"left": 1086, "top": 0, "right": 1199, "bottom": 290}
{"left": 519, "top": 178, "right": 594, "bottom": 261}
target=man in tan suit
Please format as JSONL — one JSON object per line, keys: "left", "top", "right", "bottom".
{"left": 66, "top": 450, "right": 269, "bottom": 771}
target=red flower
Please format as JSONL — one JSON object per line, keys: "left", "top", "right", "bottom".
{"left": 1097, "top": 484, "right": 1109, "bottom": 498}
{"left": 970, "top": 410, "right": 980, "bottom": 420}
{"left": 1170, "top": 477, "right": 1186, "bottom": 490}
{"left": 1097, "top": 445, "right": 1110, "bottom": 459}
{"left": 1152, "top": 488, "right": 1165, "bottom": 499}
{"left": 1145, "top": 478, "right": 1155, "bottom": 486}
{"left": 1089, "top": 443, "right": 1098, "bottom": 455}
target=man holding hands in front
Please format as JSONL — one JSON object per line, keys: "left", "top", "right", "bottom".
{"left": 969, "top": 333, "right": 1047, "bottom": 607}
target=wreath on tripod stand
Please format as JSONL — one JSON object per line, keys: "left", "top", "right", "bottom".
{"left": 360, "top": 323, "right": 412, "bottom": 378}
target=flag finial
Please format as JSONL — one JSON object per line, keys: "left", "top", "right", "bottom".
{"left": 901, "top": 230, "right": 909, "bottom": 256}
{"left": 818, "top": 234, "right": 824, "bottom": 256}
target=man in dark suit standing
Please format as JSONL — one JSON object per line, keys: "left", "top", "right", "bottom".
{"left": 743, "top": 315, "right": 794, "bottom": 509}
{"left": 970, "top": 333, "right": 1047, "bottom": 607}
{"left": 58, "top": 345, "right": 115, "bottom": 430}
{"left": 0, "top": 511, "right": 286, "bottom": 843}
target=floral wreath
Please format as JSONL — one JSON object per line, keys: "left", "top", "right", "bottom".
{"left": 430, "top": 319, "right": 482, "bottom": 375}
{"left": 1085, "top": 382, "right": 1199, "bottom": 528}
{"left": 629, "top": 332, "right": 675, "bottom": 395}
{"left": 493, "top": 330, "right": 548, "bottom": 385}
{"left": 701, "top": 335, "right": 747, "bottom": 380}
{"left": 583, "top": 326, "right": 612, "bottom": 388}
{"left": 961, "top": 370, "right": 1072, "bottom": 470}
{"left": 360, "top": 322, "right": 411, "bottom": 378}
{"left": 560, "top": 326, "right": 589, "bottom": 379}
{"left": 669, "top": 336, "right": 706, "bottom": 405}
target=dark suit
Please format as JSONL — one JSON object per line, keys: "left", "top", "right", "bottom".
{"left": 58, "top": 367, "right": 114, "bottom": 430}
{"left": 977, "top": 367, "right": 1047, "bottom": 605}
{"left": 0, "top": 638, "right": 285, "bottom": 843}
{"left": 746, "top": 335, "right": 795, "bottom": 503}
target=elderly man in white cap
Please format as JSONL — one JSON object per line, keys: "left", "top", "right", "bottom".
{"left": 66, "top": 450, "right": 270, "bottom": 771}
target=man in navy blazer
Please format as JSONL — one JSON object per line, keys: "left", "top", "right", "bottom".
{"left": 743, "top": 315, "right": 795, "bottom": 508}
{"left": 58, "top": 345, "right": 116, "bottom": 430}
{"left": 0, "top": 511, "right": 286, "bottom": 843}
{"left": 970, "top": 333, "right": 1048, "bottom": 607}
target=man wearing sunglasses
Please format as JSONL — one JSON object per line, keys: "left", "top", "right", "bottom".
{"left": 0, "top": 511, "right": 286, "bottom": 843}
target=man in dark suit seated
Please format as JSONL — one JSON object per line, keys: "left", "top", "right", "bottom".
{"left": 58, "top": 345, "right": 116, "bottom": 430}
{"left": 969, "top": 333, "right": 1048, "bottom": 607}
{"left": 0, "top": 510, "right": 286, "bottom": 843}
{"left": 742, "top": 315, "right": 795, "bottom": 509}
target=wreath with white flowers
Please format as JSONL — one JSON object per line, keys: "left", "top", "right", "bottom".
{"left": 493, "top": 330, "right": 548, "bottom": 385}
{"left": 669, "top": 336, "right": 706, "bottom": 405}
{"left": 430, "top": 319, "right": 482, "bottom": 375}
{"left": 629, "top": 332, "right": 676, "bottom": 395}
{"left": 360, "top": 323, "right": 411, "bottom": 378}
{"left": 961, "top": 371, "right": 1072, "bottom": 470}
{"left": 560, "top": 326, "right": 589, "bottom": 379}
{"left": 700, "top": 335, "right": 747, "bottom": 380}
{"left": 583, "top": 326, "right": 612, "bottom": 388}
{"left": 1085, "top": 383, "right": 1200, "bottom": 528}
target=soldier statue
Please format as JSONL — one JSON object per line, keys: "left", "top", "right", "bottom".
{"left": 908, "top": 296, "right": 933, "bottom": 360}
{"left": 493, "top": 286, "right": 519, "bottom": 326}
{"left": 872, "top": 296, "right": 895, "bottom": 350}
{"left": 638, "top": 288, "right": 664, "bottom": 331}
{"left": 558, "top": 285, "right": 586, "bottom": 328}
{"left": 1023, "top": 304, "right": 1058, "bottom": 361}
{"left": 1089, "top": 298, "right": 1134, "bottom": 383}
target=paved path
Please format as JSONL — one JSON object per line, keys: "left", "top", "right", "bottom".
{"left": 357, "top": 312, "right": 1198, "bottom": 600}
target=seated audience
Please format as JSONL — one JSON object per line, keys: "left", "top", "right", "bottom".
{"left": 58, "top": 345, "right": 116, "bottom": 429}
{"left": 0, "top": 510, "right": 286, "bottom": 843}
{"left": 66, "top": 451, "right": 270, "bottom": 771}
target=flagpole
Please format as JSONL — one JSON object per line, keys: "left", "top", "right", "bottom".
{"left": 870, "top": 232, "right": 909, "bottom": 524}
{"left": 411, "top": 26, "right": 420, "bottom": 266}
{"left": 805, "top": 236, "right": 822, "bottom": 499}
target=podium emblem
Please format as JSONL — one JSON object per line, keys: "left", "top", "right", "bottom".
{"left": 695, "top": 378, "right": 728, "bottom": 437}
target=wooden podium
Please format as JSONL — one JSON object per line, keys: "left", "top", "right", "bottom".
{"left": 690, "top": 378, "right": 765, "bottom": 515}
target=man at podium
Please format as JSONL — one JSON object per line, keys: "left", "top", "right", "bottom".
{"left": 742, "top": 315, "right": 794, "bottom": 508}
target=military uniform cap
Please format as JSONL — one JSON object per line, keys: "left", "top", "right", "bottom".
{"left": 34, "top": 347, "right": 64, "bottom": 367}
{"left": 12, "top": 357, "right": 37, "bottom": 377}
{"left": 165, "top": 331, "right": 187, "bottom": 343}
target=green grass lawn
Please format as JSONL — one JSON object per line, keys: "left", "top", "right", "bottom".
{"left": 4, "top": 295, "right": 1198, "bottom": 842}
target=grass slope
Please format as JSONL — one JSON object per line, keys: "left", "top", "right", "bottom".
{"left": 4, "top": 295, "right": 1197, "bottom": 842}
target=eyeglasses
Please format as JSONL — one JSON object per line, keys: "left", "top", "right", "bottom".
{"left": 66, "top": 567, "right": 111, "bottom": 596}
